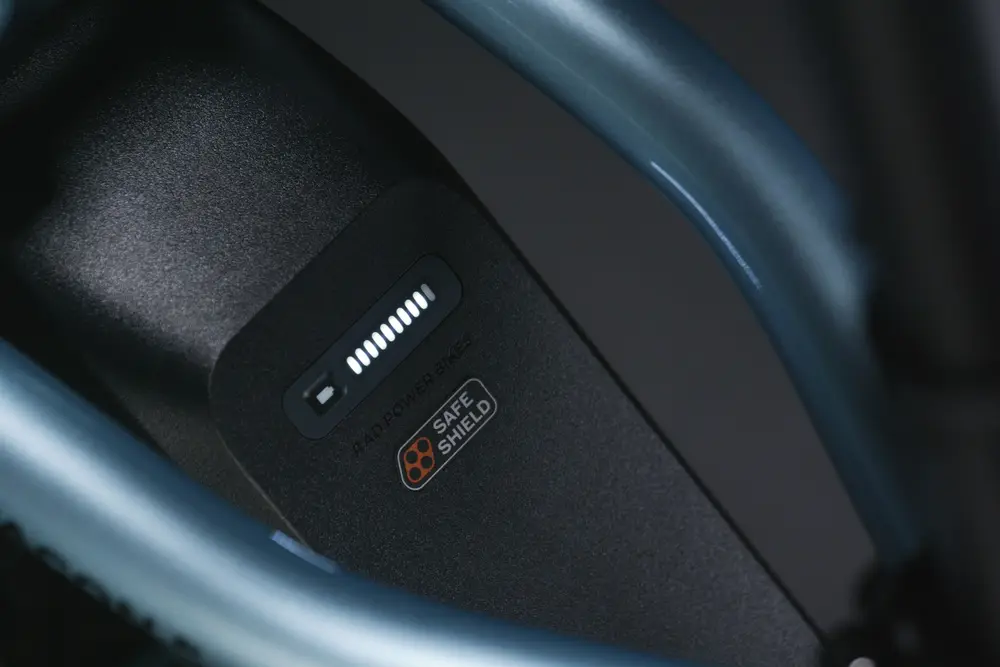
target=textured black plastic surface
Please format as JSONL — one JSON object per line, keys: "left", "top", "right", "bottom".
{"left": 4, "top": 0, "right": 439, "bottom": 376}
{"left": 3, "top": 1, "right": 816, "bottom": 665}
{"left": 2, "top": 0, "right": 452, "bottom": 525}
{"left": 212, "top": 180, "right": 817, "bottom": 665}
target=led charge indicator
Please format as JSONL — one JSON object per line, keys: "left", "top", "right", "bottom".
{"left": 347, "top": 284, "right": 436, "bottom": 375}
{"left": 284, "top": 256, "right": 461, "bottom": 440}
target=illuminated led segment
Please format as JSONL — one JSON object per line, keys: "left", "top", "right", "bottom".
{"left": 346, "top": 284, "right": 441, "bottom": 376}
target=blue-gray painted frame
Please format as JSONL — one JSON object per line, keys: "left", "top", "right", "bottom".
{"left": 423, "top": 0, "right": 919, "bottom": 563}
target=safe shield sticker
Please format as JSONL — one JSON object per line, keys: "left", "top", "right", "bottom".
{"left": 398, "top": 379, "right": 497, "bottom": 490}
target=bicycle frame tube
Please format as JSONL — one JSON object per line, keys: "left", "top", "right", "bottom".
{"left": 0, "top": 1, "right": 13, "bottom": 39}
{"left": 423, "top": 0, "right": 920, "bottom": 564}
{"left": 0, "top": 340, "right": 697, "bottom": 667}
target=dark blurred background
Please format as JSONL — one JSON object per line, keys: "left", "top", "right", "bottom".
{"left": 260, "top": 0, "right": 872, "bottom": 630}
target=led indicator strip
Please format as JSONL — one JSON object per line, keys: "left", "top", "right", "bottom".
{"left": 284, "top": 256, "right": 462, "bottom": 440}
{"left": 347, "top": 284, "right": 437, "bottom": 376}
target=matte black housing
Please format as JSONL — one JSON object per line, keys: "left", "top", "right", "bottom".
{"left": 1, "top": 1, "right": 816, "bottom": 665}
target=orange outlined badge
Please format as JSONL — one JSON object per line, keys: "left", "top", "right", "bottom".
{"left": 397, "top": 379, "right": 497, "bottom": 491}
